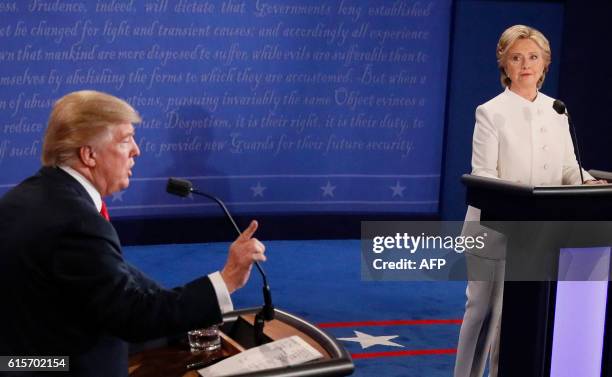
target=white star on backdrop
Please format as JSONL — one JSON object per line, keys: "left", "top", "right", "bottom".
{"left": 320, "top": 181, "right": 336, "bottom": 197}
{"left": 338, "top": 331, "right": 404, "bottom": 349}
{"left": 250, "top": 182, "right": 267, "bottom": 197}
{"left": 389, "top": 181, "right": 406, "bottom": 197}
{"left": 111, "top": 191, "right": 124, "bottom": 202}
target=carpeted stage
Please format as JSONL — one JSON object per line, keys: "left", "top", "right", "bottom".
{"left": 125, "top": 240, "right": 467, "bottom": 377}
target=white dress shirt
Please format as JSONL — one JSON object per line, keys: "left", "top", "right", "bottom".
{"left": 59, "top": 165, "right": 234, "bottom": 314}
{"left": 472, "top": 88, "right": 592, "bottom": 185}
{"left": 466, "top": 88, "right": 593, "bottom": 221}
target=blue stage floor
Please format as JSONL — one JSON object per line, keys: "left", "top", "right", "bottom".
{"left": 125, "top": 240, "right": 467, "bottom": 377}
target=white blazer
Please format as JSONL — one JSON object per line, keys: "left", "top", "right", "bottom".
{"left": 466, "top": 88, "right": 592, "bottom": 221}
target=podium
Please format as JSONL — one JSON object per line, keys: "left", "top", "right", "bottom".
{"left": 128, "top": 307, "right": 354, "bottom": 377}
{"left": 462, "top": 173, "right": 612, "bottom": 377}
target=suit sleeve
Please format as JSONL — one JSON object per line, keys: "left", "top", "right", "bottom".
{"left": 471, "top": 106, "right": 500, "bottom": 179}
{"left": 51, "top": 216, "right": 223, "bottom": 342}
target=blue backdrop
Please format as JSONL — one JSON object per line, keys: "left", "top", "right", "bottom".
{"left": 0, "top": 0, "right": 452, "bottom": 217}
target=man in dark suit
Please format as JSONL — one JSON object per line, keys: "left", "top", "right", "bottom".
{"left": 0, "top": 90, "right": 266, "bottom": 376}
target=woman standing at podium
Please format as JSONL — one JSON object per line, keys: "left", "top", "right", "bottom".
{"left": 453, "top": 24, "right": 603, "bottom": 377}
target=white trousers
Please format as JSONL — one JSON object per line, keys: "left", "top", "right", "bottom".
{"left": 454, "top": 255, "right": 505, "bottom": 377}
{"left": 455, "top": 212, "right": 506, "bottom": 377}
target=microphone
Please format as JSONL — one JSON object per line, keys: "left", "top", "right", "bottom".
{"left": 552, "top": 99, "right": 566, "bottom": 116}
{"left": 166, "top": 177, "right": 192, "bottom": 197}
{"left": 166, "top": 178, "right": 275, "bottom": 344}
{"left": 553, "top": 99, "right": 585, "bottom": 184}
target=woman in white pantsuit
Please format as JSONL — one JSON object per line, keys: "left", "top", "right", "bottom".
{"left": 453, "top": 25, "right": 605, "bottom": 377}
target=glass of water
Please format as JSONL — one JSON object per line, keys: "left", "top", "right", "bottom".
{"left": 187, "top": 325, "right": 221, "bottom": 352}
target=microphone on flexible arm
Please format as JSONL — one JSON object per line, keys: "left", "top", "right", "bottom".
{"left": 166, "top": 177, "right": 274, "bottom": 345}
{"left": 553, "top": 99, "right": 585, "bottom": 184}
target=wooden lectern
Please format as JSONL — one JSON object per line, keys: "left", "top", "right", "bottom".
{"left": 462, "top": 172, "right": 612, "bottom": 377}
{"left": 128, "top": 307, "right": 354, "bottom": 377}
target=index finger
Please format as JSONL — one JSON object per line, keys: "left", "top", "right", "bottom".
{"left": 238, "top": 220, "right": 258, "bottom": 240}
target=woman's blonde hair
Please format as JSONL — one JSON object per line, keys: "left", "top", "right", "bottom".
{"left": 496, "top": 25, "right": 551, "bottom": 88}
{"left": 42, "top": 90, "right": 141, "bottom": 166}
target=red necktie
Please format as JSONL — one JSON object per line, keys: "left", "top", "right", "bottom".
{"left": 100, "top": 201, "right": 110, "bottom": 221}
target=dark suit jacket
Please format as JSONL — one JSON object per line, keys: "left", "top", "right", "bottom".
{"left": 0, "top": 167, "right": 222, "bottom": 376}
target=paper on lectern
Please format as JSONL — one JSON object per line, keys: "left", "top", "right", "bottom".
{"left": 198, "top": 335, "right": 323, "bottom": 377}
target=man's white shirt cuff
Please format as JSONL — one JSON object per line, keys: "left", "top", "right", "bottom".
{"left": 208, "top": 271, "right": 233, "bottom": 314}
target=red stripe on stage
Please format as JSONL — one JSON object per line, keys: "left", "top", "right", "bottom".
{"left": 317, "top": 319, "right": 462, "bottom": 328}
{"left": 351, "top": 348, "right": 457, "bottom": 359}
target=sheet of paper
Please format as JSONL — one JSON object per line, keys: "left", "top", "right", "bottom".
{"left": 198, "top": 336, "right": 323, "bottom": 377}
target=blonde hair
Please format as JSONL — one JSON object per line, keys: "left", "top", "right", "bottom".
{"left": 496, "top": 25, "right": 551, "bottom": 88}
{"left": 42, "top": 90, "right": 141, "bottom": 166}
